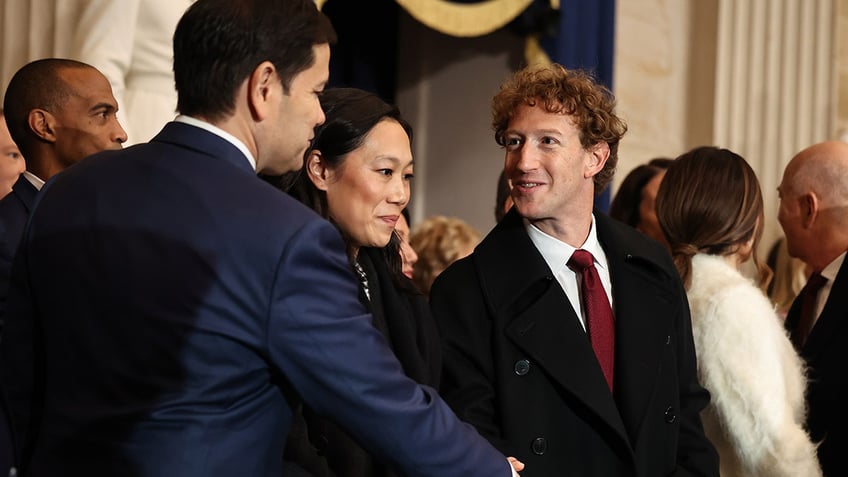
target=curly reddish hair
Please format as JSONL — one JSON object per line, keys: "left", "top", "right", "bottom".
{"left": 492, "top": 64, "right": 627, "bottom": 195}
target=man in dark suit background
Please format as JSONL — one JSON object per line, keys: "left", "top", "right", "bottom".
{"left": 430, "top": 64, "right": 719, "bottom": 476}
{"left": 0, "top": 58, "right": 126, "bottom": 475}
{"left": 0, "top": 58, "right": 127, "bottom": 328}
{"left": 0, "top": 1, "right": 520, "bottom": 476}
{"left": 778, "top": 140, "right": 848, "bottom": 477}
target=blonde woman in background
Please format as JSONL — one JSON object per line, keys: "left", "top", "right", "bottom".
{"left": 410, "top": 215, "right": 480, "bottom": 295}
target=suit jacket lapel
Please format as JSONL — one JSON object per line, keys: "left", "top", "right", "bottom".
{"left": 12, "top": 175, "right": 39, "bottom": 212}
{"left": 475, "top": 210, "right": 630, "bottom": 449}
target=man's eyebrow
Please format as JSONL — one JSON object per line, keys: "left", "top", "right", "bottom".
{"left": 90, "top": 102, "right": 117, "bottom": 113}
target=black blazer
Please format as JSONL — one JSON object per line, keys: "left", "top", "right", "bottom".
{"left": 287, "top": 246, "right": 442, "bottom": 477}
{"left": 430, "top": 209, "right": 718, "bottom": 476}
{"left": 785, "top": 257, "right": 848, "bottom": 477}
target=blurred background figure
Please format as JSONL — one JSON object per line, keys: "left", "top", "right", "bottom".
{"left": 657, "top": 146, "right": 821, "bottom": 477}
{"left": 494, "top": 169, "right": 513, "bottom": 222}
{"left": 397, "top": 208, "right": 418, "bottom": 280}
{"left": 279, "top": 87, "right": 441, "bottom": 477}
{"left": 0, "top": 110, "right": 24, "bottom": 199}
{"left": 409, "top": 215, "right": 480, "bottom": 296}
{"left": 65, "top": 0, "right": 194, "bottom": 145}
{"left": 609, "top": 157, "right": 673, "bottom": 248}
{"left": 766, "top": 236, "right": 810, "bottom": 318}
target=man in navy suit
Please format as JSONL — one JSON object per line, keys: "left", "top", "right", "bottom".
{"left": 0, "top": 58, "right": 127, "bottom": 330}
{"left": 0, "top": 1, "right": 519, "bottom": 476}
{"left": 0, "top": 59, "right": 126, "bottom": 475}
{"left": 779, "top": 140, "right": 848, "bottom": 477}
{"left": 430, "top": 65, "right": 718, "bottom": 476}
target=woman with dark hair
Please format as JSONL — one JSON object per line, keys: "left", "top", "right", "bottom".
{"left": 280, "top": 87, "right": 440, "bottom": 477}
{"left": 609, "top": 157, "right": 672, "bottom": 247}
{"left": 656, "top": 146, "right": 820, "bottom": 477}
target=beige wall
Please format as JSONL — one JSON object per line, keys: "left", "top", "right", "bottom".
{"left": 396, "top": 11, "right": 523, "bottom": 236}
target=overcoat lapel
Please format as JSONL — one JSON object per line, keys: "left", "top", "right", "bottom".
{"left": 474, "top": 210, "right": 630, "bottom": 451}
{"left": 596, "top": 213, "right": 677, "bottom": 445}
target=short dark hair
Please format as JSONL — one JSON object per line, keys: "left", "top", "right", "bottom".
{"left": 608, "top": 157, "right": 672, "bottom": 227}
{"left": 173, "top": 0, "right": 337, "bottom": 121}
{"left": 3, "top": 58, "right": 93, "bottom": 154}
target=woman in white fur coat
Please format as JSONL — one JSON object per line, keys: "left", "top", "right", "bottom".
{"left": 655, "top": 146, "right": 821, "bottom": 477}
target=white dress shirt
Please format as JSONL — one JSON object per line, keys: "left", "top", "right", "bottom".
{"left": 22, "top": 170, "right": 45, "bottom": 191}
{"left": 526, "top": 214, "right": 614, "bottom": 331}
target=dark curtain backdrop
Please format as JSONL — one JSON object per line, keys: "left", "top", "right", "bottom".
{"left": 322, "top": 0, "right": 617, "bottom": 211}
{"left": 322, "top": 0, "right": 400, "bottom": 104}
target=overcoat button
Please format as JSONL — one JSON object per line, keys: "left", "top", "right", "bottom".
{"left": 531, "top": 437, "right": 547, "bottom": 455}
{"left": 513, "top": 359, "right": 530, "bottom": 376}
{"left": 664, "top": 406, "right": 676, "bottom": 424}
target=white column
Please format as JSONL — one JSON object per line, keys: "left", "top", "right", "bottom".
{"left": 712, "top": 0, "right": 837, "bottom": 252}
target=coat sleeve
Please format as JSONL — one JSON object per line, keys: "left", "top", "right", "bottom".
{"left": 265, "top": 219, "right": 512, "bottom": 477}
{"left": 694, "top": 283, "right": 821, "bottom": 477}
{"left": 428, "top": 258, "right": 515, "bottom": 456}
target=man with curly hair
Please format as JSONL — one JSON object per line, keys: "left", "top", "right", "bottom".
{"left": 430, "top": 64, "right": 718, "bottom": 476}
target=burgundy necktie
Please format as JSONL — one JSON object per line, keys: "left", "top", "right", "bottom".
{"left": 791, "top": 271, "right": 828, "bottom": 348}
{"left": 568, "top": 249, "right": 615, "bottom": 392}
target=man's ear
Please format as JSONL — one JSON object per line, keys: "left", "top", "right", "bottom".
{"left": 305, "top": 150, "right": 330, "bottom": 191}
{"left": 802, "top": 192, "right": 819, "bottom": 228}
{"left": 585, "top": 141, "right": 610, "bottom": 178}
{"left": 247, "top": 61, "right": 278, "bottom": 121}
{"left": 28, "top": 109, "right": 56, "bottom": 143}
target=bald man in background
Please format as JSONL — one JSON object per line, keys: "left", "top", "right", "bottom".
{"left": 778, "top": 140, "right": 848, "bottom": 477}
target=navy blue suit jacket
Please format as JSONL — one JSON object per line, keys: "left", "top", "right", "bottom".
{"left": 0, "top": 122, "right": 509, "bottom": 477}
{"left": 0, "top": 175, "right": 38, "bottom": 329}
{"left": 0, "top": 174, "right": 37, "bottom": 474}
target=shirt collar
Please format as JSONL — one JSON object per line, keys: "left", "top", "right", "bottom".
{"left": 821, "top": 251, "right": 846, "bottom": 282}
{"left": 525, "top": 214, "right": 609, "bottom": 275}
{"left": 22, "top": 170, "right": 45, "bottom": 191}
{"left": 174, "top": 115, "right": 257, "bottom": 171}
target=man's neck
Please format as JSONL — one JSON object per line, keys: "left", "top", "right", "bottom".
{"left": 529, "top": 214, "right": 593, "bottom": 249}
{"left": 26, "top": 155, "right": 62, "bottom": 183}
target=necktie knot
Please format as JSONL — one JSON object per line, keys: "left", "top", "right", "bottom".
{"left": 805, "top": 272, "right": 828, "bottom": 295}
{"left": 568, "top": 249, "right": 595, "bottom": 272}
